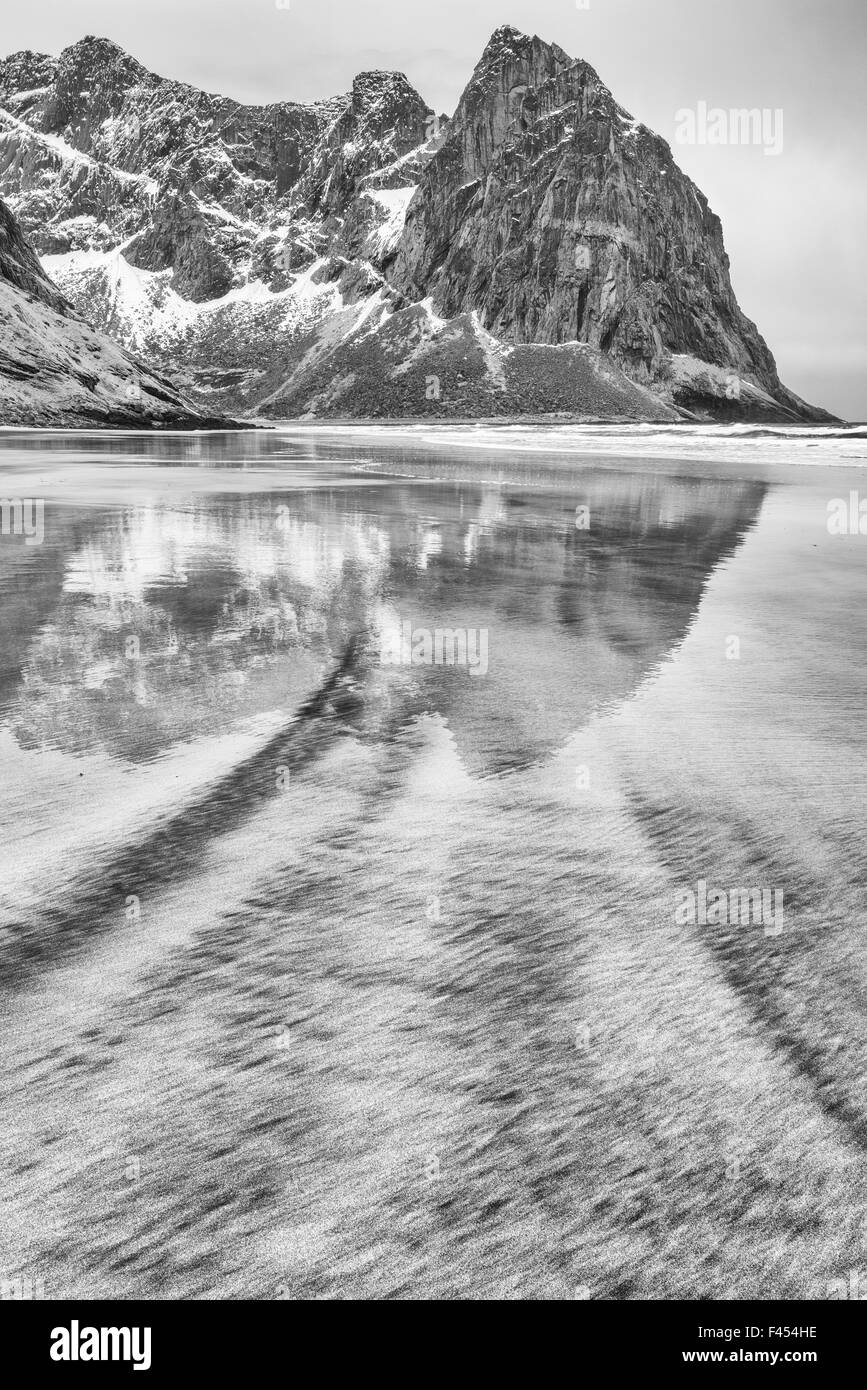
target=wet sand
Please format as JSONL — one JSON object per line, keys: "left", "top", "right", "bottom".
{"left": 0, "top": 425, "right": 865, "bottom": 1299}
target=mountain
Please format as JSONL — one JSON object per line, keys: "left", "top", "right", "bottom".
{"left": 0, "top": 195, "right": 243, "bottom": 426}
{"left": 0, "top": 29, "right": 833, "bottom": 423}
{"left": 390, "top": 27, "right": 824, "bottom": 421}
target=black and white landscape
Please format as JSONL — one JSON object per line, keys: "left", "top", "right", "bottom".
{"left": 0, "top": 26, "right": 838, "bottom": 425}
{"left": 0, "top": 0, "right": 865, "bottom": 1322}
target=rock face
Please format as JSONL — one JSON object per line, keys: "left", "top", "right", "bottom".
{"left": 391, "top": 26, "right": 817, "bottom": 419}
{"left": 0, "top": 196, "right": 241, "bottom": 427}
{"left": 0, "top": 29, "right": 833, "bottom": 422}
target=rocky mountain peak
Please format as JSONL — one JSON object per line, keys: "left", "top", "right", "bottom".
{"left": 345, "top": 67, "right": 431, "bottom": 151}
{"left": 46, "top": 36, "right": 153, "bottom": 143}
{"left": 472, "top": 23, "right": 574, "bottom": 83}
{"left": 0, "top": 49, "right": 57, "bottom": 99}
{"left": 482, "top": 24, "right": 536, "bottom": 53}
{"left": 442, "top": 25, "right": 605, "bottom": 186}
{"left": 54, "top": 34, "right": 148, "bottom": 94}
{"left": 295, "top": 67, "right": 432, "bottom": 217}
{"left": 352, "top": 70, "right": 416, "bottom": 105}
{"left": 0, "top": 29, "right": 831, "bottom": 423}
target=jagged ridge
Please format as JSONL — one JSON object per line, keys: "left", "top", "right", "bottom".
{"left": 0, "top": 30, "right": 834, "bottom": 422}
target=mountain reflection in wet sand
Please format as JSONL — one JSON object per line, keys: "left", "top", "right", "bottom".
{"left": 0, "top": 426, "right": 864, "bottom": 1300}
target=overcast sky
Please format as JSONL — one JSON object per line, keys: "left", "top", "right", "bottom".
{"left": 4, "top": 0, "right": 865, "bottom": 418}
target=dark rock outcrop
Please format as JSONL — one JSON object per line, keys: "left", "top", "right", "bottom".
{"left": 0, "top": 192, "right": 66, "bottom": 307}
{"left": 390, "top": 25, "right": 827, "bottom": 420}
{"left": 0, "top": 196, "right": 244, "bottom": 427}
{"left": 125, "top": 191, "right": 236, "bottom": 303}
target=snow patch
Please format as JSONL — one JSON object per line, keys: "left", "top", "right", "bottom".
{"left": 43, "top": 247, "right": 341, "bottom": 358}
{"left": 364, "top": 186, "right": 416, "bottom": 258}
{"left": 469, "top": 311, "right": 507, "bottom": 390}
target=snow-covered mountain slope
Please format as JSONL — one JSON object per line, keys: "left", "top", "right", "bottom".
{"left": 0, "top": 197, "right": 241, "bottom": 427}
{"left": 0, "top": 30, "right": 834, "bottom": 422}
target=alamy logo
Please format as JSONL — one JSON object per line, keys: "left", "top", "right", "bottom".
{"left": 0, "top": 497, "right": 44, "bottom": 546}
{"left": 828, "top": 1270, "right": 867, "bottom": 1300}
{"left": 827, "top": 492, "right": 867, "bottom": 535}
{"left": 50, "top": 1321, "right": 151, "bottom": 1371}
{"left": 674, "top": 102, "right": 784, "bottom": 157}
{"left": 675, "top": 880, "right": 784, "bottom": 936}
{"left": 1, "top": 1273, "right": 44, "bottom": 1299}
{"left": 380, "top": 620, "right": 489, "bottom": 677}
